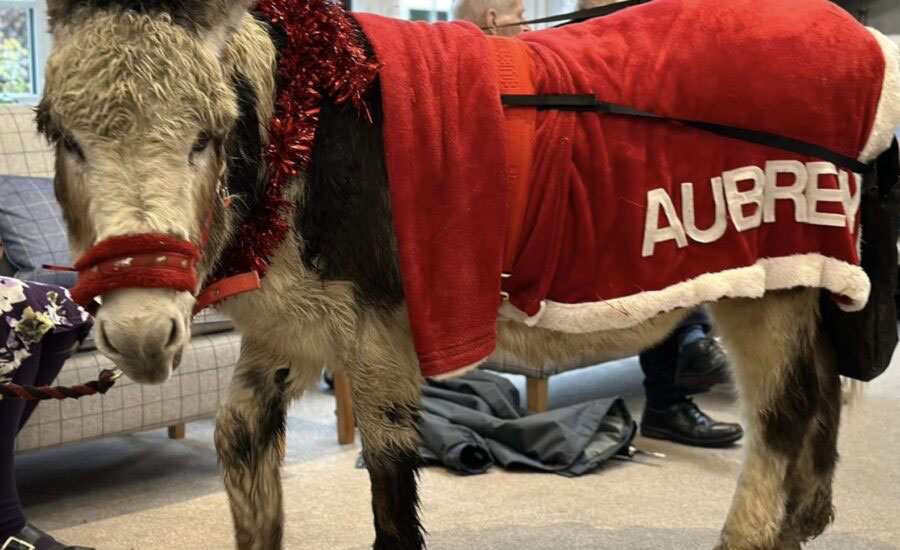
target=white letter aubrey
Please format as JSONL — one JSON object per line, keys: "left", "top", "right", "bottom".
{"left": 764, "top": 160, "right": 808, "bottom": 223}
{"left": 806, "top": 162, "right": 847, "bottom": 227}
{"left": 681, "top": 178, "right": 727, "bottom": 243}
{"left": 642, "top": 188, "right": 688, "bottom": 257}
{"left": 723, "top": 166, "right": 765, "bottom": 231}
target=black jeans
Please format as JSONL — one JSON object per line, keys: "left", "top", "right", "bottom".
{"left": 0, "top": 329, "right": 84, "bottom": 539}
{"left": 639, "top": 308, "right": 711, "bottom": 409}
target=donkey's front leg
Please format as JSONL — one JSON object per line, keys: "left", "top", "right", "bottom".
{"left": 348, "top": 320, "right": 426, "bottom": 550}
{"left": 215, "top": 343, "right": 290, "bottom": 550}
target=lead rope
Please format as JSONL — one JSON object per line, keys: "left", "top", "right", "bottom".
{"left": 0, "top": 368, "right": 123, "bottom": 402}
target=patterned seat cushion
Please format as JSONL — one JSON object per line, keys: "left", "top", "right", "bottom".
{"left": 0, "top": 175, "right": 77, "bottom": 287}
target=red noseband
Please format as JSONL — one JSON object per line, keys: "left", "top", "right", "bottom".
{"left": 69, "top": 233, "right": 201, "bottom": 310}
{"left": 61, "top": 233, "right": 261, "bottom": 316}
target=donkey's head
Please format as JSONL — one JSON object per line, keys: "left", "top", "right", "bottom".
{"left": 38, "top": 0, "right": 255, "bottom": 383}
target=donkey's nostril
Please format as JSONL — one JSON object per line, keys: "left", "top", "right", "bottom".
{"left": 166, "top": 318, "right": 180, "bottom": 349}
{"left": 97, "top": 321, "right": 122, "bottom": 356}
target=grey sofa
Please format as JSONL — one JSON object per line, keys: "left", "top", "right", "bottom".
{"left": 1, "top": 104, "right": 243, "bottom": 452}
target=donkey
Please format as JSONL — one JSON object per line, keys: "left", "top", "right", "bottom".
{"left": 36, "top": 0, "right": 899, "bottom": 549}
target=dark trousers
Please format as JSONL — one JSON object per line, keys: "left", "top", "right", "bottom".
{"left": 0, "top": 329, "right": 83, "bottom": 538}
{"left": 639, "top": 308, "right": 711, "bottom": 408}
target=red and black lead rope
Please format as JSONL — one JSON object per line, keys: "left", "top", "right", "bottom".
{"left": 0, "top": 368, "right": 123, "bottom": 401}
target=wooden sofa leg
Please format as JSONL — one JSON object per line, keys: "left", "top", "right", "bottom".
{"left": 526, "top": 377, "right": 549, "bottom": 413}
{"left": 334, "top": 371, "right": 355, "bottom": 445}
{"left": 167, "top": 423, "right": 186, "bottom": 440}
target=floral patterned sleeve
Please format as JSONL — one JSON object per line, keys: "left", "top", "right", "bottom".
{"left": 0, "top": 277, "right": 93, "bottom": 382}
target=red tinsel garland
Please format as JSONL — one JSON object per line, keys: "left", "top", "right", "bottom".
{"left": 216, "top": 0, "right": 380, "bottom": 279}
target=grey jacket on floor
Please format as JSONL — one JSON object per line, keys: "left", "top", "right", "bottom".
{"left": 416, "top": 370, "right": 636, "bottom": 476}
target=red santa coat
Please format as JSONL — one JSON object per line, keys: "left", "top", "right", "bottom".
{"left": 354, "top": 0, "right": 900, "bottom": 377}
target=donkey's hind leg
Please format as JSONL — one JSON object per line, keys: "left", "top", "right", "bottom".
{"left": 771, "top": 297, "right": 842, "bottom": 548}
{"left": 348, "top": 317, "right": 425, "bottom": 550}
{"left": 215, "top": 342, "right": 293, "bottom": 550}
{"left": 709, "top": 288, "right": 842, "bottom": 550}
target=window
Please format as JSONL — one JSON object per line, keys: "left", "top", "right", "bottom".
{"left": 406, "top": 0, "right": 450, "bottom": 22}
{"left": 408, "top": 8, "right": 448, "bottom": 21}
{"left": 0, "top": 1, "right": 49, "bottom": 103}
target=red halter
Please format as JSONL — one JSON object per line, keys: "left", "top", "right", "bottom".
{"left": 52, "top": 232, "right": 260, "bottom": 316}
{"left": 70, "top": 233, "right": 201, "bottom": 308}
{"left": 48, "top": 189, "right": 261, "bottom": 316}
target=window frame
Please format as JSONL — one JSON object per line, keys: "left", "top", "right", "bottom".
{"left": 0, "top": 0, "right": 49, "bottom": 104}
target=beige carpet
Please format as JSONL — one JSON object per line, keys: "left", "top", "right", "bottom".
{"left": 20, "top": 356, "right": 900, "bottom": 550}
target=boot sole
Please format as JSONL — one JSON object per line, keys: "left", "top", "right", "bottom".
{"left": 640, "top": 424, "right": 743, "bottom": 448}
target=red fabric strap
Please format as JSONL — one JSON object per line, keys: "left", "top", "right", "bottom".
{"left": 70, "top": 234, "right": 201, "bottom": 309}
{"left": 62, "top": 232, "right": 261, "bottom": 313}
{"left": 489, "top": 35, "right": 537, "bottom": 274}
{"left": 74, "top": 233, "right": 200, "bottom": 271}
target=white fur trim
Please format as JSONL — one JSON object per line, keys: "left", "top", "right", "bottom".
{"left": 428, "top": 357, "right": 488, "bottom": 380}
{"left": 859, "top": 28, "right": 900, "bottom": 163}
{"left": 498, "top": 253, "right": 870, "bottom": 334}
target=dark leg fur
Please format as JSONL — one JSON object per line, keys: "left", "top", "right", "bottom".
{"left": 774, "top": 330, "right": 842, "bottom": 547}
{"left": 216, "top": 361, "right": 289, "bottom": 550}
{"left": 345, "top": 321, "right": 426, "bottom": 550}
{"left": 367, "top": 449, "right": 425, "bottom": 550}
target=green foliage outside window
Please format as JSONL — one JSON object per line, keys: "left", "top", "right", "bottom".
{"left": 0, "top": 7, "right": 33, "bottom": 95}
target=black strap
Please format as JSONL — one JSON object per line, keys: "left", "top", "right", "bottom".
{"left": 484, "top": 0, "right": 649, "bottom": 30}
{"left": 501, "top": 94, "right": 872, "bottom": 173}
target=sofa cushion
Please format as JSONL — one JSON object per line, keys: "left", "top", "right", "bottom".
{"left": 0, "top": 175, "right": 77, "bottom": 287}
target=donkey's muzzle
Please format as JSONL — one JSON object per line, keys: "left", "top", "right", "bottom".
{"left": 95, "top": 311, "right": 186, "bottom": 384}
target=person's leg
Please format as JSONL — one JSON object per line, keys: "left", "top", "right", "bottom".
{"left": 19, "top": 329, "right": 86, "bottom": 431}
{"left": 2, "top": 328, "right": 94, "bottom": 550}
{"left": 639, "top": 310, "right": 743, "bottom": 448}
{"left": 638, "top": 329, "right": 683, "bottom": 409}
{"left": 673, "top": 306, "right": 731, "bottom": 390}
{"left": 0, "top": 349, "right": 42, "bottom": 540}
{"left": 673, "top": 308, "right": 711, "bottom": 352}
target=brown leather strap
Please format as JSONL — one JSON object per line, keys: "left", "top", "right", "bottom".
{"left": 488, "top": 35, "right": 537, "bottom": 274}
{"left": 193, "top": 271, "right": 261, "bottom": 314}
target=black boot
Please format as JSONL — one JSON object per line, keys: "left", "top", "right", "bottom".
{"left": 674, "top": 337, "right": 731, "bottom": 391}
{"left": 2, "top": 524, "right": 94, "bottom": 550}
{"left": 640, "top": 398, "right": 743, "bottom": 448}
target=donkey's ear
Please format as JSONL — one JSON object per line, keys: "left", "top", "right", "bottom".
{"left": 206, "top": 0, "right": 257, "bottom": 29}
{"left": 203, "top": 0, "right": 256, "bottom": 51}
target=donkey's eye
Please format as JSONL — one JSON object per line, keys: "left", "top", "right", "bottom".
{"left": 191, "top": 133, "right": 212, "bottom": 155}
{"left": 62, "top": 136, "right": 85, "bottom": 162}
